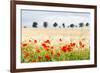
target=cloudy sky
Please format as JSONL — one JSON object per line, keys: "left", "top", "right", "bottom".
{"left": 21, "top": 9, "right": 91, "bottom": 28}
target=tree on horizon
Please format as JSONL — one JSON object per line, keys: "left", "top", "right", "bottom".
{"left": 86, "top": 22, "right": 90, "bottom": 27}
{"left": 23, "top": 26, "right": 27, "bottom": 28}
{"left": 70, "top": 24, "right": 75, "bottom": 28}
{"left": 53, "top": 22, "right": 58, "bottom": 27}
{"left": 62, "top": 23, "right": 65, "bottom": 28}
{"left": 32, "top": 22, "right": 38, "bottom": 28}
{"left": 79, "top": 23, "right": 84, "bottom": 27}
{"left": 43, "top": 22, "right": 48, "bottom": 28}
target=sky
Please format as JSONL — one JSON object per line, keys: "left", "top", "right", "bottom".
{"left": 21, "top": 9, "right": 91, "bottom": 28}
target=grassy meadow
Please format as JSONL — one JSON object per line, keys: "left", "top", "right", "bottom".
{"left": 21, "top": 28, "right": 90, "bottom": 63}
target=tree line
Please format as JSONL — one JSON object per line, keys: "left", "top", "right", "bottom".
{"left": 24, "top": 22, "right": 90, "bottom": 28}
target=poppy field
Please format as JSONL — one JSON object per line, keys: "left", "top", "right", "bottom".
{"left": 21, "top": 28, "right": 90, "bottom": 63}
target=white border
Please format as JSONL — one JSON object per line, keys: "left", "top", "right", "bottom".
{"left": 16, "top": 5, "right": 95, "bottom": 69}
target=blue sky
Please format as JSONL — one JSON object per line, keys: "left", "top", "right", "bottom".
{"left": 21, "top": 9, "right": 90, "bottom": 28}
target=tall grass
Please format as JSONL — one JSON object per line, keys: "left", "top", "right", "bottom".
{"left": 21, "top": 38, "right": 90, "bottom": 63}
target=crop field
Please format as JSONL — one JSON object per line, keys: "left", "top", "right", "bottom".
{"left": 21, "top": 28, "right": 90, "bottom": 63}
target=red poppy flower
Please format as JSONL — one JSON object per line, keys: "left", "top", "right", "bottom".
{"left": 36, "top": 49, "right": 41, "bottom": 53}
{"left": 70, "top": 43, "right": 76, "bottom": 47}
{"left": 23, "top": 43, "right": 27, "bottom": 47}
{"left": 82, "top": 44, "right": 84, "bottom": 48}
{"left": 42, "top": 43, "right": 46, "bottom": 47}
{"left": 67, "top": 47, "right": 72, "bottom": 52}
{"left": 44, "top": 40, "right": 50, "bottom": 44}
{"left": 51, "top": 46, "right": 54, "bottom": 49}
{"left": 79, "top": 41, "right": 85, "bottom": 48}
{"left": 51, "top": 50, "right": 54, "bottom": 55}
{"left": 80, "top": 44, "right": 84, "bottom": 48}
{"left": 32, "top": 60, "right": 36, "bottom": 62}
{"left": 67, "top": 44, "right": 71, "bottom": 48}
{"left": 59, "top": 38, "right": 62, "bottom": 42}
{"left": 34, "top": 40, "right": 37, "bottom": 43}
{"left": 79, "top": 41, "right": 82, "bottom": 46}
{"left": 29, "top": 40, "right": 32, "bottom": 42}
{"left": 61, "top": 46, "right": 67, "bottom": 52}
{"left": 61, "top": 45, "right": 72, "bottom": 52}
{"left": 45, "top": 54, "right": 51, "bottom": 60}
{"left": 38, "top": 56, "right": 42, "bottom": 60}
{"left": 24, "top": 52, "right": 29, "bottom": 58}
{"left": 72, "top": 43, "right": 76, "bottom": 46}
{"left": 57, "top": 52, "right": 60, "bottom": 57}
{"left": 42, "top": 43, "right": 49, "bottom": 51}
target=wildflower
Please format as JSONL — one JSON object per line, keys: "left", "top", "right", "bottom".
{"left": 59, "top": 38, "right": 62, "bottom": 42}
{"left": 51, "top": 46, "right": 54, "bottom": 49}
{"left": 38, "top": 56, "right": 42, "bottom": 60}
{"left": 44, "top": 40, "right": 50, "bottom": 44}
{"left": 29, "top": 40, "right": 32, "bottom": 42}
{"left": 23, "top": 43, "right": 27, "bottom": 47}
{"left": 79, "top": 41, "right": 82, "bottom": 46}
{"left": 45, "top": 54, "right": 51, "bottom": 60}
{"left": 51, "top": 50, "right": 54, "bottom": 55}
{"left": 79, "top": 41, "right": 85, "bottom": 48}
{"left": 82, "top": 44, "right": 84, "bottom": 48}
{"left": 36, "top": 49, "right": 41, "bottom": 53}
{"left": 42, "top": 43, "right": 47, "bottom": 47}
{"left": 42, "top": 43, "right": 49, "bottom": 51}
{"left": 61, "top": 45, "right": 72, "bottom": 52}
{"left": 72, "top": 43, "right": 76, "bottom": 46}
{"left": 34, "top": 40, "right": 37, "bottom": 43}
{"left": 80, "top": 44, "right": 85, "bottom": 48}
{"left": 32, "top": 60, "right": 36, "bottom": 62}
{"left": 70, "top": 42, "right": 76, "bottom": 47}
{"left": 61, "top": 46, "right": 67, "bottom": 52}
{"left": 67, "top": 44, "right": 71, "bottom": 48}
{"left": 57, "top": 52, "right": 60, "bottom": 57}
{"left": 24, "top": 52, "right": 29, "bottom": 58}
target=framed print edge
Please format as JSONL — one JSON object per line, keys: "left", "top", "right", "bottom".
{"left": 94, "top": 6, "right": 97, "bottom": 67}
{"left": 10, "top": 1, "right": 16, "bottom": 73}
{"left": 10, "top": 1, "right": 97, "bottom": 73}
